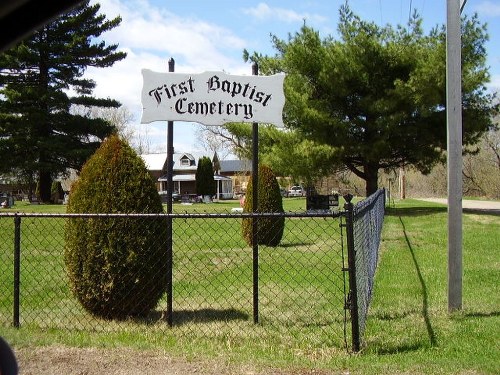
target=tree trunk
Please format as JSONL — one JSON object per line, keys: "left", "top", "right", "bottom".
{"left": 38, "top": 170, "right": 52, "bottom": 203}
{"left": 399, "top": 167, "right": 406, "bottom": 199}
{"left": 364, "top": 163, "right": 379, "bottom": 197}
{"left": 344, "top": 161, "right": 380, "bottom": 197}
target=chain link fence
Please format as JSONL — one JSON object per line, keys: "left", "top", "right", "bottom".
{"left": 0, "top": 191, "right": 385, "bottom": 351}
{"left": 0, "top": 211, "right": 348, "bottom": 347}
{"left": 344, "top": 190, "right": 386, "bottom": 351}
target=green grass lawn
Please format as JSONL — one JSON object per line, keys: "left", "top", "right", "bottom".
{"left": 358, "top": 199, "right": 499, "bottom": 374}
{"left": 1, "top": 198, "right": 498, "bottom": 374}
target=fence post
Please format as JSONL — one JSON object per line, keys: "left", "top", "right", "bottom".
{"left": 251, "top": 61, "right": 259, "bottom": 324}
{"left": 13, "top": 214, "right": 21, "bottom": 328}
{"left": 344, "top": 194, "right": 360, "bottom": 352}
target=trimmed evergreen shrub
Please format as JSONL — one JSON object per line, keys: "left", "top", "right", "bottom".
{"left": 64, "top": 135, "right": 168, "bottom": 320}
{"left": 242, "top": 164, "right": 285, "bottom": 247}
{"left": 195, "top": 156, "right": 215, "bottom": 197}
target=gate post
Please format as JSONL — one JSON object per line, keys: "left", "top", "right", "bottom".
{"left": 344, "top": 194, "right": 360, "bottom": 352}
{"left": 13, "top": 214, "right": 21, "bottom": 328}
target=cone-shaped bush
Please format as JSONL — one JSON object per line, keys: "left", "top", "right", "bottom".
{"left": 64, "top": 135, "right": 168, "bottom": 320}
{"left": 242, "top": 164, "right": 285, "bottom": 246}
{"left": 195, "top": 156, "right": 215, "bottom": 197}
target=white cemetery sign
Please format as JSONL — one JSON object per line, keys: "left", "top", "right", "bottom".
{"left": 141, "top": 69, "right": 285, "bottom": 127}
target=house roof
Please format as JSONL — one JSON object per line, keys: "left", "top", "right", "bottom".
{"left": 140, "top": 153, "right": 251, "bottom": 175}
{"left": 140, "top": 152, "right": 208, "bottom": 172}
{"left": 158, "top": 174, "right": 231, "bottom": 182}
{"left": 141, "top": 153, "right": 167, "bottom": 171}
{"left": 219, "top": 159, "right": 252, "bottom": 173}
{"left": 171, "top": 174, "right": 196, "bottom": 182}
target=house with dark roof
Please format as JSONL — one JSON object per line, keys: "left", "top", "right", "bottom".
{"left": 140, "top": 152, "right": 249, "bottom": 199}
{"left": 141, "top": 152, "right": 199, "bottom": 195}
{"left": 218, "top": 159, "right": 252, "bottom": 196}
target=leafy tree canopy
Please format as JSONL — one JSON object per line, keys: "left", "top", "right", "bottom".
{"left": 243, "top": 4, "right": 498, "bottom": 196}
{"left": 0, "top": 1, "right": 127, "bottom": 202}
{"left": 196, "top": 123, "right": 337, "bottom": 187}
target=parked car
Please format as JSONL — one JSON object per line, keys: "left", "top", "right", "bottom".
{"left": 158, "top": 191, "right": 181, "bottom": 203}
{"left": 287, "top": 185, "right": 304, "bottom": 197}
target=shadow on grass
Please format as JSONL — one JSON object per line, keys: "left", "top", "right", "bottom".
{"left": 385, "top": 206, "right": 447, "bottom": 217}
{"left": 373, "top": 309, "right": 420, "bottom": 321}
{"left": 135, "top": 308, "right": 249, "bottom": 326}
{"left": 387, "top": 206, "right": 500, "bottom": 217}
{"left": 372, "top": 341, "right": 427, "bottom": 355}
{"left": 172, "top": 308, "right": 249, "bottom": 326}
{"left": 399, "top": 216, "right": 438, "bottom": 348}
{"left": 463, "top": 208, "right": 500, "bottom": 216}
{"left": 278, "top": 241, "right": 315, "bottom": 249}
{"left": 463, "top": 311, "right": 500, "bottom": 319}
{"left": 89, "top": 308, "right": 250, "bottom": 326}
{"left": 374, "top": 214, "right": 438, "bottom": 355}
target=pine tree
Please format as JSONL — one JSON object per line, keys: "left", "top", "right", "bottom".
{"left": 0, "top": 1, "right": 126, "bottom": 202}
{"left": 245, "top": 6, "right": 496, "bottom": 196}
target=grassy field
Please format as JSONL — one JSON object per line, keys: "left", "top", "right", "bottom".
{"left": 1, "top": 198, "right": 499, "bottom": 374}
{"left": 0, "top": 197, "right": 313, "bottom": 213}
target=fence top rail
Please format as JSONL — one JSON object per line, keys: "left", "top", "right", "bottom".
{"left": 353, "top": 189, "right": 385, "bottom": 218}
{"left": 0, "top": 210, "right": 343, "bottom": 219}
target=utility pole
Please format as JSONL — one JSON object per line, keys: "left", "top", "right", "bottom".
{"left": 446, "top": 0, "right": 463, "bottom": 312}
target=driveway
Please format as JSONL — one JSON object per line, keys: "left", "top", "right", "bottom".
{"left": 416, "top": 198, "right": 500, "bottom": 214}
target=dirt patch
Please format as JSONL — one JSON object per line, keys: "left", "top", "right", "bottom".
{"left": 15, "top": 346, "right": 233, "bottom": 375}
{"left": 14, "top": 345, "right": 341, "bottom": 375}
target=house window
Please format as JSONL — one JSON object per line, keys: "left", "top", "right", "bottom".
{"left": 180, "top": 158, "right": 190, "bottom": 166}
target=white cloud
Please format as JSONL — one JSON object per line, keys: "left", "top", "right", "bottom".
{"left": 84, "top": 0, "right": 253, "bottom": 151}
{"left": 474, "top": 1, "right": 500, "bottom": 17}
{"left": 487, "top": 73, "right": 500, "bottom": 94}
{"left": 85, "top": 49, "right": 158, "bottom": 118}
{"left": 96, "top": 0, "right": 247, "bottom": 70}
{"left": 243, "top": 2, "right": 327, "bottom": 24}
{"left": 86, "top": 0, "right": 252, "bottom": 108}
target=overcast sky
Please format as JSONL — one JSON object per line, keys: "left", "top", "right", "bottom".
{"left": 84, "top": 0, "right": 500, "bottom": 156}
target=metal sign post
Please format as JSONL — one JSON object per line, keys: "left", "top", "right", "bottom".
{"left": 251, "top": 62, "right": 259, "bottom": 324}
{"left": 165, "top": 57, "right": 174, "bottom": 325}
{"left": 140, "top": 59, "right": 285, "bottom": 325}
